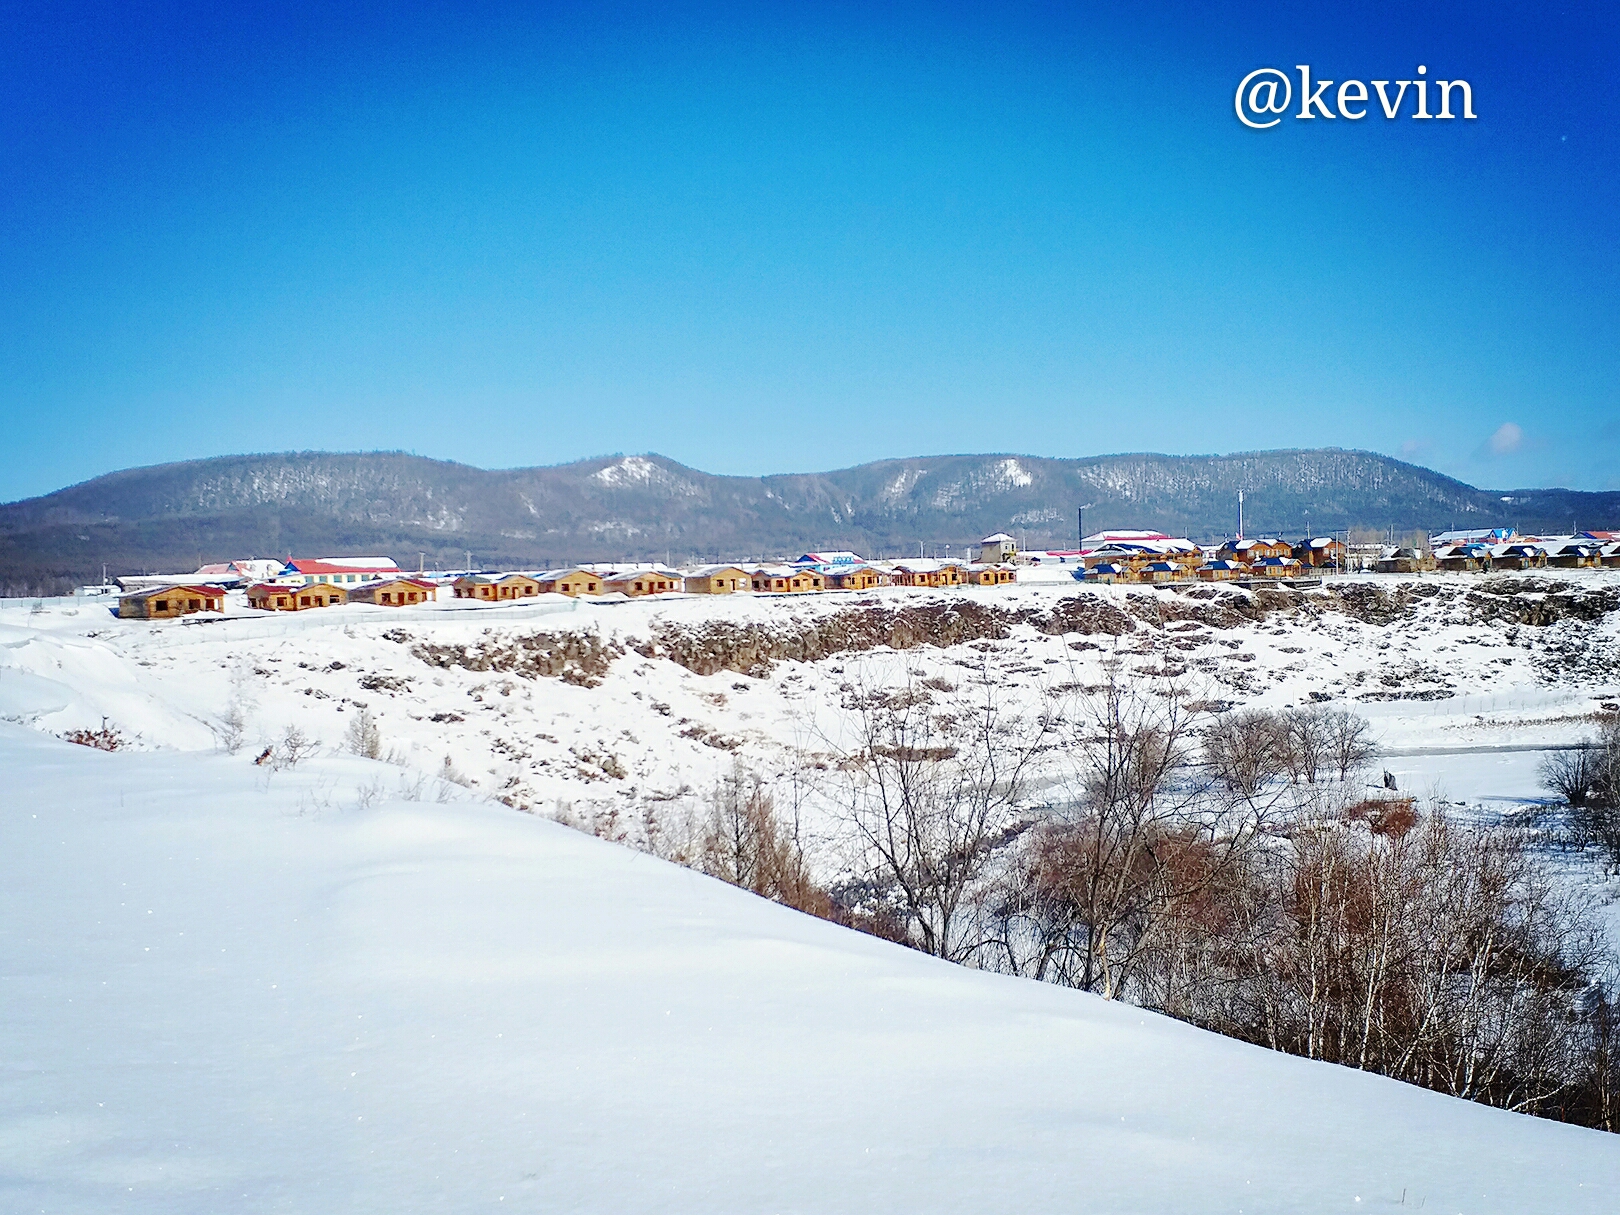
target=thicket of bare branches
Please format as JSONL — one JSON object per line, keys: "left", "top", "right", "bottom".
{"left": 623, "top": 664, "right": 1620, "bottom": 1133}
{"left": 815, "top": 666, "right": 1054, "bottom": 960}
{"left": 1542, "top": 720, "right": 1620, "bottom": 867}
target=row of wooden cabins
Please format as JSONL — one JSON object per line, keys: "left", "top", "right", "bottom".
{"left": 447, "top": 557, "right": 1019, "bottom": 602}
{"left": 1074, "top": 535, "right": 1348, "bottom": 585}
{"left": 1432, "top": 537, "right": 1620, "bottom": 574}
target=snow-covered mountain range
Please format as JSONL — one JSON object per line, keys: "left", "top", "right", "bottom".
{"left": 5, "top": 448, "right": 1618, "bottom": 594}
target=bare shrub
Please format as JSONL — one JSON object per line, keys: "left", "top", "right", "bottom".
{"left": 272, "top": 725, "right": 318, "bottom": 769}
{"left": 698, "top": 767, "right": 828, "bottom": 917}
{"left": 64, "top": 718, "right": 123, "bottom": 751}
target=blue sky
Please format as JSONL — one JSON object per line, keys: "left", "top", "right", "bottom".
{"left": 2, "top": 0, "right": 1616, "bottom": 502}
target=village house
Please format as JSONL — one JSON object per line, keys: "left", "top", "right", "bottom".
{"left": 1601, "top": 543, "right": 1620, "bottom": 569}
{"left": 826, "top": 565, "right": 888, "bottom": 590}
{"left": 978, "top": 533, "right": 1018, "bottom": 564}
{"left": 452, "top": 574, "right": 500, "bottom": 601}
{"left": 1141, "top": 561, "right": 1182, "bottom": 583}
{"left": 493, "top": 574, "right": 545, "bottom": 600}
{"left": 1292, "top": 536, "right": 1347, "bottom": 569}
{"left": 1218, "top": 537, "right": 1291, "bottom": 563}
{"left": 603, "top": 569, "right": 685, "bottom": 596}
{"left": 1197, "top": 559, "right": 1245, "bottom": 582}
{"left": 965, "top": 563, "right": 1016, "bottom": 586}
{"left": 541, "top": 569, "right": 602, "bottom": 596}
{"left": 888, "top": 559, "right": 967, "bottom": 588}
{"left": 1491, "top": 544, "right": 1547, "bottom": 571}
{"left": 1085, "top": 562, "right": 1131, "bottom": 584}
{"left": 348, "top": 578, "right": 437, "bottom": 606}
{"left": 1547, "top": 541, "right": 1603, "bottom": 569}
{"left": 1435, "top": 544, "right": 1492, "bottom": 573}
{"left": 280, "top": 557, "right": 401, "bottom": 589}
{"left": 749, "top": 565, "right": 821, "bottom": 593}
{"left": 116, "top": 585, "right": 226, "bottom": 619}
{"left": 682, "top": 565, "right": 755, "bottom": 594}
{"left": 1252, "top": 555, "right": 1302, "bottom": 579}
{"left": 246, "top": 582, "right": 348, "bottom": 611}
{"left": 1374, "top": 547, "right": 1428, "bottom": 574}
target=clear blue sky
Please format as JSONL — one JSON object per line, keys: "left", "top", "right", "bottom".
{"left": 2, "top": 0, "right": 1616, "bottom": 503}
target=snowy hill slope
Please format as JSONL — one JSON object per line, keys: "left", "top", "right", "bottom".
{"left": 3, "top": 723, "right": 1617, "bottom": 1214}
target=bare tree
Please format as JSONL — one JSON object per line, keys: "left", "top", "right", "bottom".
{"left": 823, "top": 664, "right": 1052, "bottom": 960}
{"left": 1322, "top": 708, "right": 1378, "bottom": 781}
{"left": 1202, "top": 708, "right": 1290, "bottom": 800}
{"left": 1542, "top": 747, "right": 1600, "bottom": 809}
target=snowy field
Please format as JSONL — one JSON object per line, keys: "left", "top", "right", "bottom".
{"left": 3, "top": 572, "right": 1620, "bottom": 1209}
{"left": 4, "top": 722, "right": 1619, "bottom": 1214}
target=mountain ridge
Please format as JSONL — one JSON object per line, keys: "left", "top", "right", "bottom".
{"left": 3, "top": 448, "right": 1616, "bottom": 594}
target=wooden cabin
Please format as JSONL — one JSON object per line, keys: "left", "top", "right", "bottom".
{"left": 1602, "top": 544, "right": 1620, "bottom": 570}
{"left": 1435, "top": 544, "right": 1491, "bottom": 573}
{"left": 116, "top": 585, "right": 226, "bottom": 620}
{"left": 1141, "top": 561, "right": 1183, "bottom": 583}
{"left": 826, "top": 565, "right": 888, "bottom": 590}
{"left": 495, "top": 574, "right": 544, "bottom": 600}
{"left": 541, "top": 569, "right": 602, "bottom": 596}
{"left": 1492, "top": 544, "right": 1547, "bottom": 571}
{"left": 682, "top": 566, "right": 754, "bottom": 594}
{"left": 1548, "top": 543, "right": 1603, "bottom": 569}
{"left": 247, "top": 582, "right": 347, "bottom": 611}
{"left": 348, "top": 578, "right": 437, "bottom": 606}
{"left": 1086, "top": 562, "right": 1131, "bottom": 584}
{"left": 1374, "top": 547, "right": 1426, "bottom": 573}
{"left": 749, "top": 566, "right": 821, "bottom": 593}
{"left": 888, "top": 561, "right": 967, "bottom": 588}
{"left": 453, "top": 575, "right": 499, "bottom": 601}
{"left": 1219, "top": 537, "right": 1292, "bottom": 563}
{"left": 1197, "top": 560, "right": 1244, "bottom": 582}
{"left": 1252, "top": 556, "right": 1302, "bottom": 578}
{"left": 965, "top": 564, "right": 1016, "bottom": 587}
{"left": 603, "top": 569, "right": 685, "bottom": 597}
{"left": 1292, "top": 537, "right": 1347, "bottom": 569}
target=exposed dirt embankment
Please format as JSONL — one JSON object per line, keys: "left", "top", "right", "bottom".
{"left": 1463, "top": 578, "right": 1620, "bottom": 626}
{"left": 386, "top": 579, "right": 1620, "bottom": 684}
{"left": 407, "top": 629, "right": 623, "bottom": 687}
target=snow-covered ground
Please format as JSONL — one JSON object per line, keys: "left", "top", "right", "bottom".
{"left": 2, "top": 573, "right": 1617, "bottom": 829}
{"left": 4, "top": 721, "right": 1619, "bottom": 1213}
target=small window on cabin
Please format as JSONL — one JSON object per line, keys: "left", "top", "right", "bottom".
{"left": 381, "top": 593, "right": 392, "bottom": 603}
{"left": 277, "top": 597, "right": 286, "bottom": 607}
{"left": 155, "top": 600, "right": 168, "bottom": 611}
{"left": 300, "top": 597, "right": 310, "bottom": 606}
{"left": 589, "top": 583, "right": 597, "bottom": 592}
{"left": 634, "top": 582, "right": 642, "bottom": 591}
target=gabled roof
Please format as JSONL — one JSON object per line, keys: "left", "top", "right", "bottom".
{"left": 793, "top": 551, "right": 864, "bottom": 565}
{"left": 980, "top": 532, "right": 1015, "bottom": 543}
{"left": 120, "top": 583, "right": 226, "bottom": 599}
{"left": 283, "top": 558, "right": 401, "bottom": 576}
